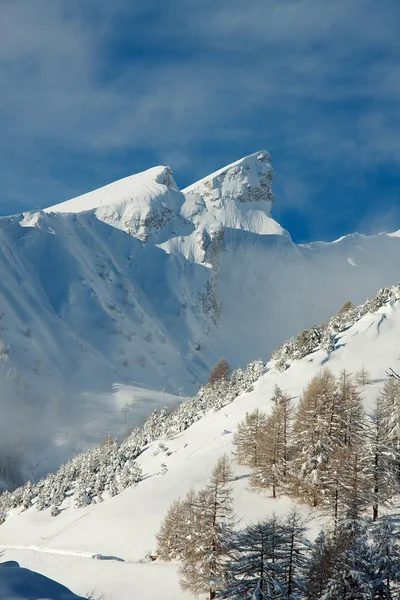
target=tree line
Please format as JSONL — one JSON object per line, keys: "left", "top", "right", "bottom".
{"left": 157, "top": 454, "right": 400, "bottom": 599}
{"left": 157, "top": 368, "right": 400, "bottom": 598}
{"left": 0, "top": 358, "right": 264, "bottom": 521}
{"left": 235, "top": 368, "right": 399, "bottom": 527}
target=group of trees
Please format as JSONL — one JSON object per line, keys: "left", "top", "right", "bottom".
{"left": 0, "top": 358, "right": 265, "bottom": 522}
{"left": 306, "top": 516, "right": 400, "bottom": 600}
{"left": 272, "top": 284, "right": 400, "bottom": 370}
{"left": 156, "top": 365, "right": 400, "bottom": 598}
{"left": 234, "top": 368, "right": 400, "bottom": 528}
{"left": 157, "top": 455, "right": 235, "bottom": 599}
{"left": 157, "top": 454, "right": 400, "bottom": 599}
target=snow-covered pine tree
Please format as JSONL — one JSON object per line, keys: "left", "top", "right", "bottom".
{"left": 370, "top": 514, "right": 400, "bottom": 598}
{"left": 304, "top": 531, "right": 334, "bottom": 600}
{"left": 222, "top": 517, "right": 286, "bottom": 599}
{"left": 251, "top": 391, "right": 294, "bottom": 497}
{"left": 320, "top": 517, "right": 372, "bottom": 600}
{"left": 233, "top": 409, "right": 269, "bottom": 467}
{"left": 280, "top": 509, "right": 310, "bottom": 599}
{"left": 179, "top": 455, "right": 235, "bottom": 600}
{"left": 21, "top": 481, "right": 33, "bottom": 510}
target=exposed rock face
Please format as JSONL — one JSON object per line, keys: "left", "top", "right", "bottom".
{"left": 183, "top": 151, "right": 275, "bottom": 209}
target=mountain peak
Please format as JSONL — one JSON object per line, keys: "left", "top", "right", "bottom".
{"left": 45, "top": 165, "right": 179, "bottom": 215}
{"left": 183, "top": 150, "right": 275, "bottom": 212}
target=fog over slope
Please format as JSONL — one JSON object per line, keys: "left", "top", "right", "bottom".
{"left": 1, "top": 150, "right": 400, "bottom": 483}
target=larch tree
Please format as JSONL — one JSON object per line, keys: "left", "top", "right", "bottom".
{"left": 364, "top": 397, "right": 397, "bottom": 522}
{"left": 355, "top": 366, "right": 371, "bottom": 387}
{"left": 251, "top": 391, "right": 294, "bottom": 498}
{"left": 233, "top": 409, "right": 269, "bottom": 468}
{"left": 179, "top": 454, "right": 235, "bottom": 600}
{"left": 291, "top": 369, "right": 338, "bottom": 507}
{"left": 208, "top": 358, "right": 230, "bottom": 386}
{"left": 379, "top": 377, "right": 400, "bottom": 482}
{"left": 156, "top": 488, "right": 199, "bottom": 561}
{"left": 339, "top": 370, "right": 364, "bottom": 449}
{"left": 320, "top": 373, "right": 367, "bottom": 529}
{"left": 337, "top": 445, "right": 369, "bottom": 522}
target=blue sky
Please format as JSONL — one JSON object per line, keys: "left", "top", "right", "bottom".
{"left": 0, "top": 0, "right": 399, "bottom": 242}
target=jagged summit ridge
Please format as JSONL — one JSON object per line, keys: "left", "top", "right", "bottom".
{"left": 183, "top": 150, "right": 275, "bottom": 208}
{"left": 45, "top": 151, "right": 279, "bottom": 241}
{"left": 180, "top": 150, "right": 283, "bottom": 238}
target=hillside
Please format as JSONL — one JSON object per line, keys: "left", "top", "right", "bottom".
{"left": 1, "top": 284, "right": 400, "bottom": 598}
{"left": 2, "top": 150, "right": 400, "bottom": 484}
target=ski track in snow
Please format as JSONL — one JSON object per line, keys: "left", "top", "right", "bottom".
{"left": 0, "top": 545, "right": 95, "bottom": 559}
{"left": 0, "top": 545, "right": 126, "bottom": 563}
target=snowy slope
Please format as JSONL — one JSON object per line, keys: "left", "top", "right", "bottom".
{"left": 3, "top": 150, "right": 400, "bottom": 484}
{"left": 1, "top": 291, "right": 400, "bottom": 599}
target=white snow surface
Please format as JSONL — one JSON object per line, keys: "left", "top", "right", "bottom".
{"left": 3, "top": 150, "right": 400, "bottom": 482}
{"left": 1, "top": 299, "right": 400, "bottom": 598}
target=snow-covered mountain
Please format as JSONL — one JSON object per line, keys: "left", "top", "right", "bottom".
{"left": 2, "top": 150, "right": 400, "bottom": 482}
{"left": 1, "top": 284, "right": 400, "bottom": 599}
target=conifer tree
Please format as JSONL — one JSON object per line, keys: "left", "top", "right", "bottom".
{"left": 291, "top": 369, "right": 338, "bottom": 506}
{"left": 222, "top": 517, "right": 285, "bottom": 599}
{"left": 233, "top": 409, "right": 269, "bottom": 467}
{"left": 379, "top": 377, "right": 400, "bottom": 481}
{"left": 208, "top": 358, "right": 230, "bottom": 386}
{"left": 317, "top": 373, "right": 367, "bottom": 529}
{"left": 304, "top": 531, "right": 334, "bottom": 600}
{"left": 251, "top": 391, "right": 294, "bottom": 497}
{"left": 364, "top": 398, "right": 397, "bottom": 521}
{"left": 321, "top": 517, "right": 372, "bottom": 600}
{"left": 251, "top": 395, "right": 292, "bottom": 498}
{"left": 280, "top": 509, "right": 310, "bottom": 598}
{"left": 370, "top": 515, "right": 400, "bottom": 599}
{"left": 179, "top": 455, "right": 235, "bottom": 599}
{"left": 355, "top": 366, "right": 371, "bottom": 387}
{"left": 157, "top": 496, "right": 189, "bottom": 561}
{"left": 339, "top": 370, "right": 364, "bottom": 449}
{"left": 338, "top": 446, "right": 369, "bottom": 520}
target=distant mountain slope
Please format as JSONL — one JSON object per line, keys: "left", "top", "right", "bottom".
{"left": 2, "top": 150, "right": 400, "bottom": 481}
